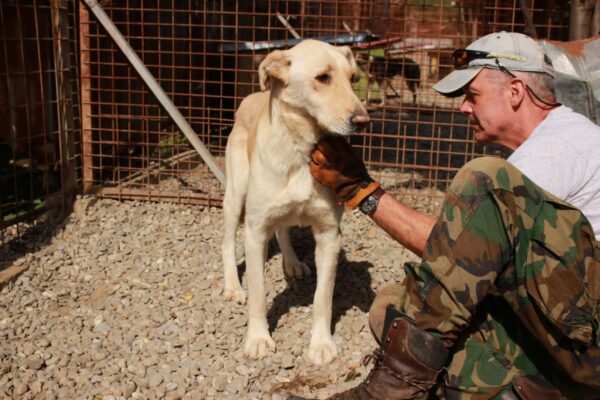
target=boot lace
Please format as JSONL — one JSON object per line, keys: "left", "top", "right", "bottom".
{"left": 362, "top": 348, "right": 435, "bottom": 392}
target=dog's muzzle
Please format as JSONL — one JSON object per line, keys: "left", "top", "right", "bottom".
{"left": 350, "top": 112, "right": 370, "bottom": 132}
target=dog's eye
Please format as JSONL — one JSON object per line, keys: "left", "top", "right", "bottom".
{"left": 351, "top": 74, "right": 359, "bottom": 83}
{"left": 315, "top": 73, "right": 331, "bottom": 84}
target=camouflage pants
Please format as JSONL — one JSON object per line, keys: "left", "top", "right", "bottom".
{"left": 372, "top": 157, "right": 600, "bottom": 399}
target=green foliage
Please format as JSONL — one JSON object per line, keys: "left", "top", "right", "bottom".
{"left": 152, "top": 132, "right": 188, "bottom": 158}
{"left": 2, "top": 198, "right": 45, "bottom": 222}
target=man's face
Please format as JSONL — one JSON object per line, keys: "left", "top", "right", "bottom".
{"left": 459, "top": 69, "right": 512, "bottom": 146}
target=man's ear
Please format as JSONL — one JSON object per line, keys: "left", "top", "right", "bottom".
{"left": 259, "top": 50, "right": 290, "bottom": 91}
{"left": 509, "top": 78, "right": 527, "bottom": 107}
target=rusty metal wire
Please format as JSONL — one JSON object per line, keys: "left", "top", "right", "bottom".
{"left": 0, "top": 0, "right": 81, "bottom": 244}
{"left": 78, "top": 0, "right": 569, "bottom": 208}
{"left": 1, "top": 0, "right": 571, "bottom": 242}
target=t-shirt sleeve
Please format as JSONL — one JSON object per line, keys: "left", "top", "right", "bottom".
{"left": 507, "top": 135, "right": 582, "bottom": 200}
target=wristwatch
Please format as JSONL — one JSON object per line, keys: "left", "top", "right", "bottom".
{"left": 358, "top": 187, "right": 386, "bottom": 215}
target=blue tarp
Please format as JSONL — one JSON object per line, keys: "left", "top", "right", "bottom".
{"left": 219, "top": 32, "right": 379, "bottom": 53}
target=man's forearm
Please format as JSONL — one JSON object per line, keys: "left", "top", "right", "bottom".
{"left": 369, "top": 193, "right": 436, "bottom": 258}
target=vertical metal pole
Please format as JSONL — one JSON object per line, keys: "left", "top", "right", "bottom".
{"left": 79, "top": 1, "right": 93, "bottom": 193}
{"left": 51, "top": 0, "right": 77, "bottom": 212}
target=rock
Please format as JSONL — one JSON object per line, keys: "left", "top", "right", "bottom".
{"left": 280, "top": 354, "right": 295, "bottom": 369}
{"left": 13, "top": 381, "right": 29, "bottom": 395}
{"left": 351, "top": 319, "right": 364, "bottom": 334}
{"left": 26, "top": 356, "right": 45, "bottom": 370}
{"left": 235, "top": 364, "right": 250, "bottom": 376}
{"left": 212, "top": 372, "right": 229, "bottom": 392}
{"left": 29, "top": 380, "right": 42, "bottom": 394}
{"left": 121, "top": 381, "right": 137, "bottom": 397}
{"left": 148, "top": 372, "right": 164, "bottom": 388}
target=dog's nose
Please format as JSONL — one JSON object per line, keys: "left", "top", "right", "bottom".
{"left": 350, "top": 112, "right": 370, "bottom": 131}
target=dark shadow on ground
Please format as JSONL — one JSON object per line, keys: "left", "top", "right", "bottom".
{"left": 0, "top": 211, "right": 72, "bottom": 289}
{"left": 263, "top": 226, "right": 376, "bottom": 335}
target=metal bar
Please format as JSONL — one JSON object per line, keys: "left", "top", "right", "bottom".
{"left": 52, "top": 0, "right": 77, "bottom": 213}
{"left": 93, "top": 187, "right": 222, "bottom": 207}
{"left": 14, "top": 4, "right": 36, "bottom": 207}
{"left": 117, "top": 148, "right": 198, "bottom": 186}
{"left": 80, "top": 0, "right": 225, "bottom": 185}
{"left": 276, "top": 12, "right": 301, "bottom": 39}
{"left": 0, "top": 3, "right": 19, "bottom": 223}
{"left": 79, "top": 2, "right": 94, "bottom": 193}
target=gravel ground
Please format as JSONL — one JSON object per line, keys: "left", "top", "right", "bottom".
{"left": 0, "top": 192, "right": 441, "bottom": 399}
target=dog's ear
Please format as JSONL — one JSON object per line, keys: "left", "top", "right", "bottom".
{"left": 259, "top": 50, "right": 290, "bottom": 91}
{"left": 336, "top": 46, "right": 358, "bottom": 70}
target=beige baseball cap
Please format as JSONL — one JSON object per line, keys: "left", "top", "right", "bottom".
{"left": 433, "top": 31, "right": 555, "bottom": 97}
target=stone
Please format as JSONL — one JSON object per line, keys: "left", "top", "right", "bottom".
{"left": 26, "top": 356, "right": 45, "bottom": 370}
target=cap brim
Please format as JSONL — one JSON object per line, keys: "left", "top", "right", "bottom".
{"left": 433, "top": 67, "right": 484, "bottom": 98}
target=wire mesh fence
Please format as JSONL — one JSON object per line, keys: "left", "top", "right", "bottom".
{"left": 0, "top": 0, "right": 80, "bottom": 244}
{"left": 1, "top": 0, "right": 572, "bottom": 241}
{"left": 78, "top": 0, "right": 570, "bottom": 208}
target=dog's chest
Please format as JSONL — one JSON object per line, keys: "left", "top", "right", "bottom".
{"left": 265, "top": 194, "right": 338, "bottom": 229}
{"left": 248, "top": 166, "right": 339, "bottom": 228}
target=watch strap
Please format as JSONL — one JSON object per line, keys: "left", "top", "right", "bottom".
{"left": 359, "top": 187, "right": 386, "bottom": 215}
{"left": 346, "top": 181, "right": 381, "bottom": 210}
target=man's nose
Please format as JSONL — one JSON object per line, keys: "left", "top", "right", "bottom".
{"left": 459, "top": 99, "right": 472, "bottom": 114}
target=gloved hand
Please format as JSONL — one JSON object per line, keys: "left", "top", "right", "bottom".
{"left": 310, "top": 136, "right": 381, "bottom": 209}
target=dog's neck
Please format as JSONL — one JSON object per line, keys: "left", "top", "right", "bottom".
{"left": 268, "top": 95, "right": 323, "bottom": 157}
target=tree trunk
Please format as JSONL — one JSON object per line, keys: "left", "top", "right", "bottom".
{"left": 519, "top": 0, "right": 538, "bottom": 38}
{"left": 593, "top": 0, "right": 600, "bottom": 36}
{"left": 570, "top": 0, "right": 597, "bottom": 40}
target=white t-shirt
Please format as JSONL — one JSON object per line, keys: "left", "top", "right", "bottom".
{"left": 508, "top": 105, "right": 600, "bottom": 239}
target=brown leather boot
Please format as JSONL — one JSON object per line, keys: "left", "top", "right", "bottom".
{"left": 290, "top": 306, "right": 448, "bottom": 400}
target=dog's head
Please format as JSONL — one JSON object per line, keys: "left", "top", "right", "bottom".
{"left": 258, "top": 39, "right": 369, "bottom": 137}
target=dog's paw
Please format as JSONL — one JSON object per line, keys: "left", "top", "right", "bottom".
{"left": 244, "top": 334, "right": 276, "bottom": 359}
{"left": 283, "top": 259, "right": 311, "bottom": 279}
{"left": 307, "top": 337, "right": 337, "bottom": 365}
{"left": 224, "top": 286, "right": 247, "bottom": 305}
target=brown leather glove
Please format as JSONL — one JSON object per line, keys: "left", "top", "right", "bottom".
{"left": 310, "top": 136, "right": 381, "bottom": 209}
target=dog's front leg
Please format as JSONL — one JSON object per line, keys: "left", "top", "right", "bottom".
{"left": 379, "top": 79, "right": 387, "bottom": 106}
{"left": 364, "top": 76, "right": 373, "bottom": 106}
{"left": 308, "top": 226, "right": 341, "bottom": 365}
{"left": 243, "top": 224, "right": 276, "bottom": 358}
